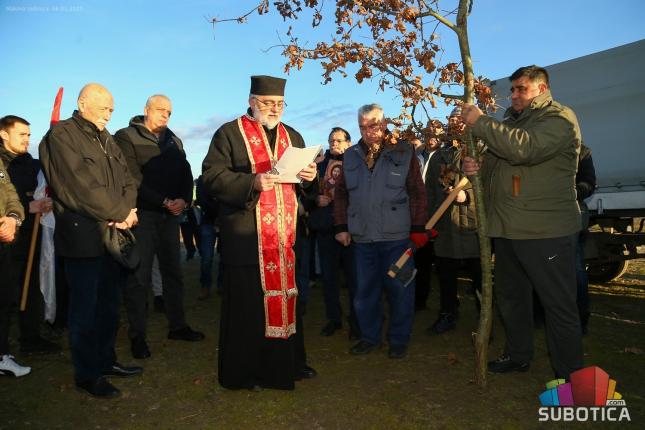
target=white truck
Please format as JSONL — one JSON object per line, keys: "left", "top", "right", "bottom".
{"left": 489, "top": 39, "right": 645, "bottom": 282}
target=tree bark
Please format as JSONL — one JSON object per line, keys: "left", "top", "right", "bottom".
{"left": 456, "top": 0, "right": 494, "bottom": 389}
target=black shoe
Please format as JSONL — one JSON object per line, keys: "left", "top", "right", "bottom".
{"left": 76, "top": 377, "right": 121, "bottom": 399}
{"left": 131, "top": 337, "right": 151, "bottom": 359}
{"left": 320, "top": 321, "right": 342, "bottom": 336}
{"left": 102, "top": 362, "right": 143, "bottom": 378}
{"left": 488, "top": 354, "right": 530, "bottom": 373}
{"left": 350, "top": 340, "right": 378, "bottom": 355}
{"left": 154, "top": 296, "right": 165, "bottom": 313}
{"left": 299, "top": 365, "right": 317, "bottom": 379}
{"left": 427, "top": 313, "right": 457, "bottom": 335}
{"left": 388, "top": 344, "right": 408, "bottom": 359}
{"left": 20, "top": 337, "right": 62, "bottom": 355}
{"left": 168, "top": 326, "right": 205, "bottom": 341}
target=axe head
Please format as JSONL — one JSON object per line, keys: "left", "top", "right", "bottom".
{"left": 387, "top": 263, "right": 417, "bottom": 287}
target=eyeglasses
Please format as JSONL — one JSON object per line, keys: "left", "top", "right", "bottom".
{"left": 252, "top": 97, "right": 287, "bottom": 111}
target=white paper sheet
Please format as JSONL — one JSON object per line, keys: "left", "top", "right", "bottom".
{"left": 271, "top": 145, "right": 323, "bottom": 183}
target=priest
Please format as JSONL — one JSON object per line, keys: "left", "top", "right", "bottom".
{"left": 202, "top": 75, "right": 317, "bottom": 390}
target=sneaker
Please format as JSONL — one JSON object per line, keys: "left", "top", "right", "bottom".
{"left": 168, "top": 326, "right": 205, "bottom": 341}
{"left": 0, "top": 354, "right": 31, "bottom": 377}
{"left": 349, "top": 340, "right": 378, "bottom": 355}
{"left": 488, "top": 354, "right": 530, "bottom": 373}
{"left": 20, "top": 337, "right": 62, "bottom": 355}
{"left": 153, "top": 296, "right": 165, "bottom": 314}
{"left": 426, "top": 313, "right": 457, "bottom": 335}
{"left": 320, "top": 321, "right": 342, "bottom": 336}
{"left": 388, "top": 344, "right": 408, "bottom": 359}
{"left": 131, "top": 336, "right": 151, "bottom": 359}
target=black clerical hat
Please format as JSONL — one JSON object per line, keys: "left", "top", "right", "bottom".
{"left": 250, "top": 75, "right": 286, "bottom": 96}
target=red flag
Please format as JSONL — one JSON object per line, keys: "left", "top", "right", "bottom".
{"left": 50, "top": 87, "right": 64, "bottom": 127}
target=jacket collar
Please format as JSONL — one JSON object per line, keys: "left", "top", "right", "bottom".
{"left": 128, "top": 115, "right": 176, "bottom": 144}
{"left": 504, "top": 89, "right": 553, "bottom": 120}
{"left": 0, "top": 144, "right": 33, "bottom": 165}
{"left": 72, "top": 110, "right": 107, "bottom": 135}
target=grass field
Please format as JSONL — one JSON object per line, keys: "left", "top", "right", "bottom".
{"left": 1, "top": 257, "right": 643, "bottom": 429}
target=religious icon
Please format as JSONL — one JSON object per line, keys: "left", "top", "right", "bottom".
{"left": 323, "top": 160, "right": 342, "bottom": 200}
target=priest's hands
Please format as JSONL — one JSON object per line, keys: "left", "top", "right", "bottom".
{"left": 254, "top": 173, "right": 280, "bottom": 192}
{"left": 297, "top": 162, "right": 317, "bottom": 182}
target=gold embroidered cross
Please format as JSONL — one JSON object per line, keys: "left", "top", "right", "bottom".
{"left": 266, "top": 262, "right": 278, "bottom": 273}
{"left": 250, "top": 136, "right": 261, "bottom": 146}
{"left": 280, "top": 138, "right": 287, "bottom": 148}
{"left": 262, "top": 213, "right": 276, "bottom": 225}
{"left": 285, "top": 213, "right": 293, "bottom": 225}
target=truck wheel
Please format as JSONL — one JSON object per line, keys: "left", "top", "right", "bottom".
{"left": 587, "top": 261, "right": 630, "bottom": 283}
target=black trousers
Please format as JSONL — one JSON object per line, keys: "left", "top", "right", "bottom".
{"left": 494, "top": 235, "right": 583, "bottom": 379}
{"left": 125, "top": 210, "right": 187, "bottom": 340}
{"left": 0, "top": 235, "right": 45, "bottom": 355}
{"left": 435, "top": 256, "right": 481, "bottom": 315}
{"left": 65, "top": 255, "right": 120, "bottom": 383}
{"left": 414, "top": 243, "right": 434, "bottom": 308}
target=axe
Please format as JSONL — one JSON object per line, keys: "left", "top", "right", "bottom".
{"left": 387, "top": 176, "right": 470, "bottom": 286}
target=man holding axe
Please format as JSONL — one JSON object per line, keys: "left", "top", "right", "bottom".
{"left": 334, "top": 104, "right": 428, "bottom": 359}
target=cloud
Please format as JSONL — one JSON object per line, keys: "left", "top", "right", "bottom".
{"left": 175, "top": 114, "right": 236, "bottom": 141}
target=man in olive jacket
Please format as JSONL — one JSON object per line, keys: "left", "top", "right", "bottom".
{"left": 0, "top": 157, "right": 29, "bottom": 377}
{"left": 40, "top": 83, "right": 142, "bottom": 398}
{"left": 462, "top": 65, "right": 583, "bottom": 380}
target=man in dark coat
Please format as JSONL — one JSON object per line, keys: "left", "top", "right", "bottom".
{"left": 40, "top": 83, "right": 142, "bottom": 398}
{"left": 115, "top": 95, "right": 204, "bottom": 359}
{"left": 309, "top": 127, "right": 359, "bottom": 339}
{"left": 0, "top": 115, "right": 60, "bottom": 357}
{"left": 202, "top": 75, "right": 317, "bottom": 390}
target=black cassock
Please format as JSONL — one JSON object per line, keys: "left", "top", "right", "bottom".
{"left": 202, "top": 115, "right": 313, "bottom": 390}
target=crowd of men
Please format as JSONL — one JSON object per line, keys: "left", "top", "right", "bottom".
{"left": 0, "top": 66, "right": 595, "bottom": 397}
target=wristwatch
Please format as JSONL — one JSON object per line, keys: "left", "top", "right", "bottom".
{"left": 7, "top": 212, "right": 22, "bottom": 227}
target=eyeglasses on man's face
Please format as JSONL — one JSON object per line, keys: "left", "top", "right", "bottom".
{"left": 252, "top": 97, "right": 287, "bottom": 110}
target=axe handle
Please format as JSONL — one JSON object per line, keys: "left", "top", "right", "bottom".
{"left": 20, "top": 212, "right": 41, "bottom": 311}
{"left": 387, "top": 248, "right": 414, "bottom": 278}
{"left": 425, "top": 176, "right": 470, "bottom": 230}
{"left": 387, "top": 176, "right": 470, "bottom": 280}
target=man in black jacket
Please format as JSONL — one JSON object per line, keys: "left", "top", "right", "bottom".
{"left": 40, "top": 83, "right": 142, "bottom": 398}
{"left": 115, "top": 94, "right": 204, "bottom": 359}
{"left": 0, "top": 115, "right": 60, "bottom": 358}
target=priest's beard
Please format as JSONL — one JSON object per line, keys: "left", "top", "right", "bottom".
{"left": 251, "top": 106, "right": 280, "bottom": 130}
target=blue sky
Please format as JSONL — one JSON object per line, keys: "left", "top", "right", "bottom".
{"left": 1, "top": 0, "right": 644, "bottom": 172}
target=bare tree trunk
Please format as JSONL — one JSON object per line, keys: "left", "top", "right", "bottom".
{"left": 456, "top": 0, "right": 494, "bottom": 389}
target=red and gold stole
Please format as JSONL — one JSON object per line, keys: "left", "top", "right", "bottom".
{"left": 238, "top": 115, "right": 298, "bottom": 339}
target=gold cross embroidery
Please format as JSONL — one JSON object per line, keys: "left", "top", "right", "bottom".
{"left": 262, "top": 212, "right": 276, "bottom": 225}
{"left": 250, "top": 136, "right": 261, "bottom": 146}
{"left": 266, "top": 262, "right": 278, "bottom": 273}
{"left": 280, "top": 138, "right": 287, "bottom": 149}
{"left": 285, "top": 213, "right": 293, "bottom": 225}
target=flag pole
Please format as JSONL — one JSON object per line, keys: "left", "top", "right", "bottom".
{"left": 20, "top": 87, "right": 63, "bottom": 312}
